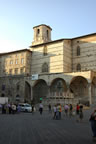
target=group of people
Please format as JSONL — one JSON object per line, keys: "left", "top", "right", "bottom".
{"left": 76, "top": 104, "right": 83, "bottom": 122}
{"left": 52, "top": 103, "right": 96, "bottom": 141}
{"left": 0, "top": 103, "right": 20, "bottom": 114}
{"left": 53, "top": 104, "right": 62, "bottom": 120}
{"left": 34, "top": 102, "right": 96, "bottom": 141}
{"left": 52, "top": 103, "right": 83, "bottom": 121}
{"left": 38, "top": 103, "right": 84, "bottom": 121}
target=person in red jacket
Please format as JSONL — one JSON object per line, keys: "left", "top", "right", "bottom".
{"left": 76, "top": 104, "right": 80, "bottom": 122}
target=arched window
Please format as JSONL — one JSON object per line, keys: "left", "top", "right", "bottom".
{"left": 47, "top": 30, "right": 49, "bottom": 38}
{"left": 77, "top": 46, "right": 80, "bottom": 56}
{"left": 76, "top": 64, "right": 81, "bottom": 71}
{"left": 42, "top": 63, "right": 48, "bottom": 73}
{"left": 37, "top": 29, "right": 40, "bottom": 35}
{"left": 43, "top": 46, "right": 47, "bottom": 56}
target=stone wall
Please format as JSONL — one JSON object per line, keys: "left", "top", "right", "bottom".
{"left": 31, "top": 41, "right": 64, "bottom": 74}
{"left": 72, "top": 35, "right": 96, "bottom": 72}
{"left": 0, "top": 76, "right": 25, "bottom": 103}
{"left": 63, "top": 40, "right": 72, "bottom": 72}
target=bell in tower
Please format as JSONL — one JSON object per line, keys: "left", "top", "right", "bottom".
{"left": 32, "top": 24, "right": 52, "bottom": 46}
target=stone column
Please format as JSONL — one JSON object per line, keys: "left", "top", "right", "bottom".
{"left": 88, "top": 83, "right": 92, "bottom": 105}
{"left": 94, "top": 86, "right": 96, "bottom": 103}
{"left": 31, "top": 86, "right": 33, "bottom": 101}
{"left": 91, "top": 84, "right": 96, "bottom": 104}
{"left": 46, "top": 85, "right": 50, "bottom": 104}
{"left": 48, "top": 86, "right": 50, "bottom": 97}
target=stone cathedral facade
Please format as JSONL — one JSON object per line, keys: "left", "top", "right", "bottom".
{"left": 0, "top": 24, "right": 96, "bottom": 106}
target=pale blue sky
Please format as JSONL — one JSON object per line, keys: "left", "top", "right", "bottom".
{"left": 0, "top": 0, "right": 96, "bottom": 52}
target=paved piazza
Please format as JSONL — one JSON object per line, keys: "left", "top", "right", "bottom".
{"left": 0, "top": 110, "right": 94, "bottom": 144}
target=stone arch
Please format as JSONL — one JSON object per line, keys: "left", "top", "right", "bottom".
{"left": 33, "top": 79, "right": 48, "bottom": 104}
{"left": 70, "top": 76, "right": 88, "bottom": 104}
{"left": 32, "top": 79, "right": 48, "bottom": 87}
{"left": 50, "top": 78, "right": 67, "bottom": 97}
{"left": 37, "top": 29, "right": 40, "bottom": 35}
{"left": 91, "top": 77, "right": 96, "bottom": 104}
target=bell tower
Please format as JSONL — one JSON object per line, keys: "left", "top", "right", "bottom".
{"left": 32, "top": 24, "right": 52, "bottom": 46}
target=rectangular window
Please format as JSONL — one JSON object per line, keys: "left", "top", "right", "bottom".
{"left": 9, "top": 69, "right": 12, "bottom": 74}
{"left": 15, "top": 68, "right": 18, "bottom": 74}
{"left": 15, "top": 59, "right": 18, "bottom": 64}
{"left": 20, "top": 68, "right": 24, "bottom": 74}
{"left": 10, "top": 60, "right": 13, "bottom": 65}
{"left": 21, "top": 58, "right": 24, "bottom": 64}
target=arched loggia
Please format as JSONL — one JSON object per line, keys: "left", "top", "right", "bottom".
{"left": 50, "top": 78, "right": 67, "bottom": 97}
{"left": 70, "top": 76, "right": 88, "bottom": 104}
{"left": 33, "top": 79, "right": 48, "bottom": 104}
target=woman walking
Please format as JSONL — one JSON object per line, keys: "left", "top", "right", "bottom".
{"left": 89, "top": 109, "right": 96, "bottom": 141}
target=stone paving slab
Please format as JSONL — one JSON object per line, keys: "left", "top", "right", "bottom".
{"left": 0, "top": 110, "right": 94, "bottom": 144}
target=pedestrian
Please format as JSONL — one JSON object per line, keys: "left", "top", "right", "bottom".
{"left": 53, "top": 105, "right": 57, "bottom": 119}
{"left": 17, "top": 104, "right": 21, "bottom": 113}
{"left": 9, "top": 104, "right": 12, "bottom": 114}
{"left": 56, "top": 105, "right": 59, "bottom": 120}
{"left": 69, "top": 104, "right": 73, "bottom": 117}
{"left": 58, "top": 104, "right": 62, "bottom": 119}
{"left": 64, "top": 104, "right": 69, "bottom": 116}
{"left": 2, "top": 104, "right": 5, "bottom": 114}
{"left": 0, "top": 104, "right": 2, "bottom": 113}
{"left": 12, "top": 104, "right": 16, "bottom": 114}
{"left": 89, "top": 109, "right": 96, "bottom": 141}
{"left": 2, "top": 104, "right": 6, "bottom": 114}
{"left": 79, "top": 105, "right": 83, "bottom": 122}
{"left": 6, "top": 104, "right": 9, "bottom": 114}
{"left": 39, "top": 103, "right": 43, "bottom": 115}
{"left": 48, "top": 104, "right": 51, "bottom": 113}
{"left": 32, "top": 105, "right": 34, "bottom": 114}
{"left": 76, "top": 104, "right": 80, "bottom": 122}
